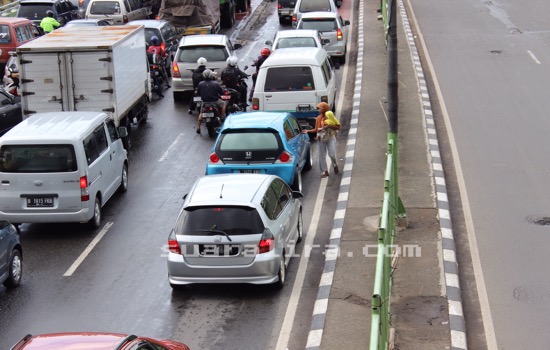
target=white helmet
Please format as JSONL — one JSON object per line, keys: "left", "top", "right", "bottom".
{"left": 197, "top": 57, "right": 207, "bottom": 66}
{"left": 202, "top": 69, "right": 214, "bottom": 79}
{"left": 226, "top": 56, "right": 238, "bottom": 67}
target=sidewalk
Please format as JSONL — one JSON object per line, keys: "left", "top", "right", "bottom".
{"left": 317, "top": 0, "right": 451, "bottom": 348}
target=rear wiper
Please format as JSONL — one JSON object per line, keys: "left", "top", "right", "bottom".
{"left": 196, "top": 229, "right": 232, "bottom": 242}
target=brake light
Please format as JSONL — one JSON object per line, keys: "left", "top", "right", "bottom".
{"left": 292, "top": 15, "right": 296, "bottom": 22}
{"left": 337, "top": 28, "right": 343, "bottom": 41}
{"left": 123, "top": 15, "right": 128, "bottom": 24}
{"left": 209, "top": 152, "right": 221, "bottom": 164}
{"left": 278, "top": 3, "right": 281, "bottom": 9}
{"left": 78, "top": 0, "right": 83, "bottom": 5}
{"left": 168, "top": 230, "right": 182, "bottom": 255}
{"left": 172, "top": 61, "right": 181, "bottom": 78}
{"left": 152, "top": 65, "right": 158, "bottom": 70}
{"left": 276, "top": 151, "right": 292, "bottom": 163}
{"left": 252, "top": 97, "right": 259, "bottom": 110}
{"left": 161, "top": 42, "right": 166, "bottom": 54}
{"left": 80, "top": 176, "right": 89, "bottom": 201}
{"left": 258, "top": 229, "right": 274, "bottom": 254}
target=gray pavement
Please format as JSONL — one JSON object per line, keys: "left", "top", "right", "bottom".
{"left": 316, "top": 0, "right": 453, "bottom": 348}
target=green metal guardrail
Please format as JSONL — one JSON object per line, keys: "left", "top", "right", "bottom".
{"left": 369, "top": 136, "right": 406, "bottom": 350}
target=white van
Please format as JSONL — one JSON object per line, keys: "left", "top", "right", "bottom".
{"left": 251, "top": 47, "right": 338, "bottom": 127}
{"left": 0, "top": 112, "right": 129, "bottom": 229}
{"left": 85, "top": 0, "right": 148, "bottom": 24}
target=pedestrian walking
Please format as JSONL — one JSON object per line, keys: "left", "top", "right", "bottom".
{"left": 303, "top": 102, "right": 341, "bottom": 178}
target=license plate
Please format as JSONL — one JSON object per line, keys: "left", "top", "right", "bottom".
{"left": 201, "top": 244, "right": 239, "bottom": 256}
{"left": 297, "top": 105, "right": 312, "bottom": 112}
{"left": 193, "top": 96, "right": 202, "bottom": 102}
{"left": 27, "top": 196, "right": 54, "bottom": 207}
{"left": 154, "top": 71, "right": 160, "bottom": 76}
{"left": 203, "top": 112, "right": 214, "bottom": 118}
{"left": 221, "top": 95, "right": 231, "bottom": 100}
{"left": 239, "top": 169, "right": 261, "bottom": 174}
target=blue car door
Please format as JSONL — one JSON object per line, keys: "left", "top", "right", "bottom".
{"left": 284, "top": 116, "right": 308, "bottom": 170}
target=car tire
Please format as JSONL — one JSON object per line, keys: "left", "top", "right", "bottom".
{"left": 275, "top": 250, "right": 286, "bottom": 289}
{"left": 88, "top": 196, "right": 101, "bottom": 229}
{"left": 303, "top": 146, "right": 313, "bottom": 171}
{"left": 296, "top": 210, "right": 303, "bottom": 243}
{"left": 3, "top": 248, "right": 22, "bottom": 288}
{"left": 119, "top": 163, "right": 128, "bottom": 193}
{"left": 291, "top": 170, "right": 302, "bottom": 192}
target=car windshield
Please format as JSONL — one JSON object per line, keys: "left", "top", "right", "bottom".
{"left": 299, "top": 0, "right": 332, "bottom": 12}
{"left": 275, "top": 37, "right": 317, "bottom": 49}
{"left": 177, "top": 206, "right": 265, "bottom": 236}
{"left": 0, "top": 25, "right": 11, "bottom": 43}
{"left": 0, "top": 145, "right": 78, "bottom": 173}
{"left": 298, "top": 18, "right": 337, "bottom": 32}
{"left": 177, "top": 45, "right": 228, "bottom": 63}
{"left": 264, "top": 66, "right": 315, "bottom": 91}
{"left": 18, "top": 4, "right": 52, "bottom": 18}
{"left": 89, "top": 1, "right": 120, "bottom": 14}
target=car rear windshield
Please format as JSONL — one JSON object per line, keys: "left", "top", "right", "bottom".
{"left": 17, "top": 4, "right": 52, "bottom": 18}
{"left": 278, "top": 0, "right": 296, "bottom": 8}
{"left": 0, "top": 144, "right": 78, "bottom": 173}
{"left": 144, "top": 28, "right": 162, "bottom": 44}
{"left": 275, "top": 37, "right": 317, "bottom": 49}
{"left": 177, "top": 206, "right": 265, "bottom": 236}
{"left": 177, "top": 45, "right": 228, "bottom": 63}
{"left": 299, "top": 0, "right": 332, "bottom": 12}
{"left": 0, "top": 25, "right": 12, "bottom": 43}
{"left": 264, "top": 66, "right": 315, "bottom": 91}
{"left": 89, "top": 1, "right": 121, "bottom": 14}
{"left": 216, "top": 130, "right": 283, "bottom": 162}
{"left": 298, "top": 18, "right": 337, "bottom": 32}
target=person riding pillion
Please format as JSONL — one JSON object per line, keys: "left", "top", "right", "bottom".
{"left": 189, "top": 57, "right": 208, "bottom": 114}
{"left": 221, "top": 56, "right": 249, "bottom": 105}
{"left": 40, "top": 10, "right": 60, "bottom": 34}
{"left": 196, "top": 69, "right": 226, "bottom": 134}
{"left": 250, "top": 47, "right": 271, "bottom": 101}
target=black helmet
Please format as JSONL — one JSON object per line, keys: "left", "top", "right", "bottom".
{"left": 46, "top": 10, "right": 54, "bottom": 17}
{"left": 202, "top": 69, "right": 214, "bottom": 80}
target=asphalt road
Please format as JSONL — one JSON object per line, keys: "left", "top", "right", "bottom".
{"left": 409, "top": 0, "right": 550, "bottom": 348}
{"left": 0, "top": 1, "right": 353, "bottom": 349}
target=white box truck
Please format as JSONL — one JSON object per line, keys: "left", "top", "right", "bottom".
{"left": 15, "top": 25, "right": 150, "bottom": 148}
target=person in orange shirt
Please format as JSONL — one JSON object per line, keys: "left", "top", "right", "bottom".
{"left": 146, "top": 36, "right": 170, "bottom": 88}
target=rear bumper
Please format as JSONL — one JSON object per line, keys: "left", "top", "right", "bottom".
{"left": 0, "top": 209, "right": 92, "bottom": 224}
{"left": 206, "top": 163, "right": 296, "bottom": 186}
{"left": 172, "top": 76, "right": 193, "bottom": 92}
{"left": 167, "top": 251, "right": 280, "bottom": 285}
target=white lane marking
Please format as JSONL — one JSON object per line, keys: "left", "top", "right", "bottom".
{"left": 276, "top": 177, "right": 328, "bottom": 350}
{"left": 159, "top": 133, "right": 185, "bottom": 162}
{"left": 63, "top": 222, "right": 114, "bottom": 277}
{"left": 527, "top": 50, "right": 541, "bottom": 64}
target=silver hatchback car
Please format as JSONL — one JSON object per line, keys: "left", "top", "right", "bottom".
{"left": 167, "top": 174, "right": 303, "bottom": 289}
{"left": 297, "top": 11, "right": 350, "bottom": 64}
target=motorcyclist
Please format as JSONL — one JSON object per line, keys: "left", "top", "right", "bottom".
{"left": 146, "top": 46, "right": 164, "bottom": 99}
{"left": 189, "top": 57, "right": 208, "bottom": 114}
{"left": 250, "top": 47, "right": 271, "bottom": 101}
{"left": 40, "top": 10, "right": 60, "bottom": 34}
{"left": 221, "top": 56, "right": 249, "bottom": 106}
{"left": 196, "top": 69, "right": 226, "bottom": 134}
{"left": 146, "top": 36, "right": 170, "bottom": 87}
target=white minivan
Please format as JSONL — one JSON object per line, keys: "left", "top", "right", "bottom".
{"left": 0, "top": 112, "right": 128, "bottom": 229}
{"left": 251, "top": 47, "right": 338, "bottom": 127}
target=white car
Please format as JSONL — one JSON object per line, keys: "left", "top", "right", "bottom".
{"left": 291, "top": 0, "right": 338, "bottom": 28}
{"left": 265, "top": 29, "right": 329, "bottom": 51}
{"left": 171, "top": 34, "right": 242, "bottom": 100}
{"left": 297, "top": 11, "right": 350, "bottom": 64}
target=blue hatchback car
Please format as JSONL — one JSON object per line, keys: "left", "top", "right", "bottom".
{"left": 206, "top": 111, "right": 312, "bottom": 191}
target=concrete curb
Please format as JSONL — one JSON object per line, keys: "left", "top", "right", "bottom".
{"left": 304, "top": 0, "right": 365, "bottom": 348}
{"left": 399, "top": 0, "right": 467, "bottom": 348}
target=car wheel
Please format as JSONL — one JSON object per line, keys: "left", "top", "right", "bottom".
{"left": 303, "top": 145, "right": 313, "bottom": 171}
{"left": 296, "top": 210, "right": 303, "bottom": 243}
{"left": 275, "top": 250, "right": 286, "bottom": 289}
{"left": 291, "top": 170, "right": 302, "bottom": 192}
{"left": 88, "top": 197, "right": 101, "bottom": 229}
{"left": 3, "top": 248, "right": 22, "bottom": 288}
{"left": 119, "top": 163, "right": 128, "bottom": 193}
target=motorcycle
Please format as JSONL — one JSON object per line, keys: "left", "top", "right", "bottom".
{"left": 200, "top": 102, "right": 223, "bottom": 138}
{"left": 5, "top": 65, "right": 19, "bottom": 97}
{"left": 222, "top": 87, "right": 242, "bottom": 115}
{"left": 148, "top": 51, "right": 166, "bottom": 95}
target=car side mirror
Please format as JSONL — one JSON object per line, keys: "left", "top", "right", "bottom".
{"left": 265, "top": 40, "right": 273, "bottom": 45}
{"left": 1, "top": 99, "right": 10, "bottom": 105}
{"left": 344, "top": 19, "right": 350, "bottom": 26}
{"left": 292, "top": 191, "right": 304, "bottom": 199}
{"left": 118, "top": 126, "right": 128, "bottom": 138}
{"left": 233, "top": 43, "right": 242, "bottom": 50}
{"left": 322, "top": 39, "right": 330, "bottom": 45}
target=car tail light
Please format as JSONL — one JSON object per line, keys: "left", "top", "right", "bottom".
{"left": 258, "top": 229, "right": 274, "bottom": 254}
{"left": 151, "top": 65, "right": 158, "bottom": 70}
{"left": 275, "top": 151, "right": 292, "bottom": 163}
{"left": 168, "top": 230, "right": 182, "bottom": 255}
{"left": 172, "top": 61, "right": 181, "bottom": 78}
{"left": 80, "top": 176, "right": 89, "bottom": 201}
{"left": 161, "top": 42, "right": 166, "bottom": 53}
{"left": 252, "top": 97, "right": 259, "bottom": 110}
{"left": 209, "top": 152, "right": 221, "bottom": 164}
{"left": 278, "top": 3, "right": 281, "bottom": 9}
{"left": 292, "top": 15, "right": 296, "bottom": 22}
{"left": 123, "top": 15, "right": 128, "bottom": 24}
{"left": 78, "top": 0, "right": 83, "bottom": 5}
{"left": 337, "top": 28, "right": 343, "bottom": 41}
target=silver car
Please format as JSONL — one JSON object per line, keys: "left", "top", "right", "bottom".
{"left": 167, "top": 174, "right": 303, "bottom": 289}
{"left": 297, "top": 11, "right": 350, "bottom": 64}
